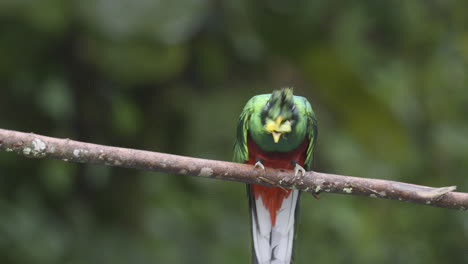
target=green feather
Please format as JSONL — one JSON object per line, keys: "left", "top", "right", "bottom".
{"left": 233, "top": 90, "right": 318, "bottom": 171}
{"left": 233, "top": 101, "right": 252, "bottom": 163}
{"left": 303, "top": 98, "right": 318, "bottom": 170}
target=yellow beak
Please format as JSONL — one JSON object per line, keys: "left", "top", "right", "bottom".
{"left": 272, "top": 131, "right": 282, "bottom": 143}
{"left": 264, "top": 116, "right": 291, "bottom": 143}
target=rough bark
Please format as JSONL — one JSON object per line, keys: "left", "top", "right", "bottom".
{"left": 0, "top": 128, "right": 466, "bottom": 210}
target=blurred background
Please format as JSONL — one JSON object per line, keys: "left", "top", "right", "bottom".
{"left": 1, "top": 0, "right": 468, "bottom": 263}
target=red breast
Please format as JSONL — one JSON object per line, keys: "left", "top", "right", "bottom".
{"left": 246, "top": 134, "right": 309, "bottom": 225}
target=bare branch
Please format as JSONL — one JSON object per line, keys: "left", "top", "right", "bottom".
{"left": 0, "top": 128, "right": 467, "bottom": 210}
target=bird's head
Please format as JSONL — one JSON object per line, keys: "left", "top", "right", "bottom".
{"left": 262, "top": 88, "right": 297, "bottom": 143}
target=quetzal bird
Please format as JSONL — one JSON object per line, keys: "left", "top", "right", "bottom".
{"left": 233, "top": 88, "right": 317, "bottom": 264}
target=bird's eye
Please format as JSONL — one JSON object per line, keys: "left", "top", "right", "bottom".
{"left": 265, "top": 101, "right": 270, "bottom": 109}
{"left": 291, "top": 104, "right": 296, "bottom": 111}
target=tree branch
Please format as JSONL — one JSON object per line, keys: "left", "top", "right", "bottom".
{"left": 0, "top": 128, "right": 466, "bottom": 210}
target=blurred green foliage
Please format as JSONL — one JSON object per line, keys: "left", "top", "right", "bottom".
{"left": 1, "top": 0, "right": 468, "bottom": 263}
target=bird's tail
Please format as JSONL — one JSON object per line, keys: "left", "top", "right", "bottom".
{"left": 248, "top": 184, "right": 300, "bottom": 264}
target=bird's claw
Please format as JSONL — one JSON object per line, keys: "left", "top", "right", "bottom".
{"left": 292, "top": 163, "right": 306, "bottom": 183}
{"left": 254, "top": 161, "right": 265, "bottom": 171}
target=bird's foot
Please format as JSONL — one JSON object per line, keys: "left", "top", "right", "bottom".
{"left": 254, "top": 160, "right": 287, "bottom": 192}
{"left": 253, "top": 160, "right": 266, "bottom": 180}
{"left": 289, "top": 163, "right": 320, "bottom": 199}
{"left": 254, "top": 161, "right": 265, "bottom": 171}
{"left": 292, "top": 163, "right": 306, "bottom": 184}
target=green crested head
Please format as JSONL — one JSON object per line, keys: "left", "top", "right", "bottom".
{"left": 234, "top": 87, "right": 317, "bottom": 164}
{"left": 261, "top": 88, "right": 297, "bottom": 143}
{"left": 242, "top": 88, "right": 310, "bottom": 152}
{"left": 264, "top": 88, "right": 295, "bottom": 120}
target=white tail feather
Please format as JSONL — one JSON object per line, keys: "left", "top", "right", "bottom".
{"left": 251, "top": 189, "right": 299, "bottom": 264}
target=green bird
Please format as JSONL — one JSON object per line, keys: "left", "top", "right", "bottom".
{"left": 233, "top": 88, "right": 318, "bottom": 264}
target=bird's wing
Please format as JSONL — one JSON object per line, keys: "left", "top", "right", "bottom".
{"left": 233, "top": 98, "right": 254, "bottom": 163}
{"left": 302, "top": 98, "right": 318, "bottom": 171}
